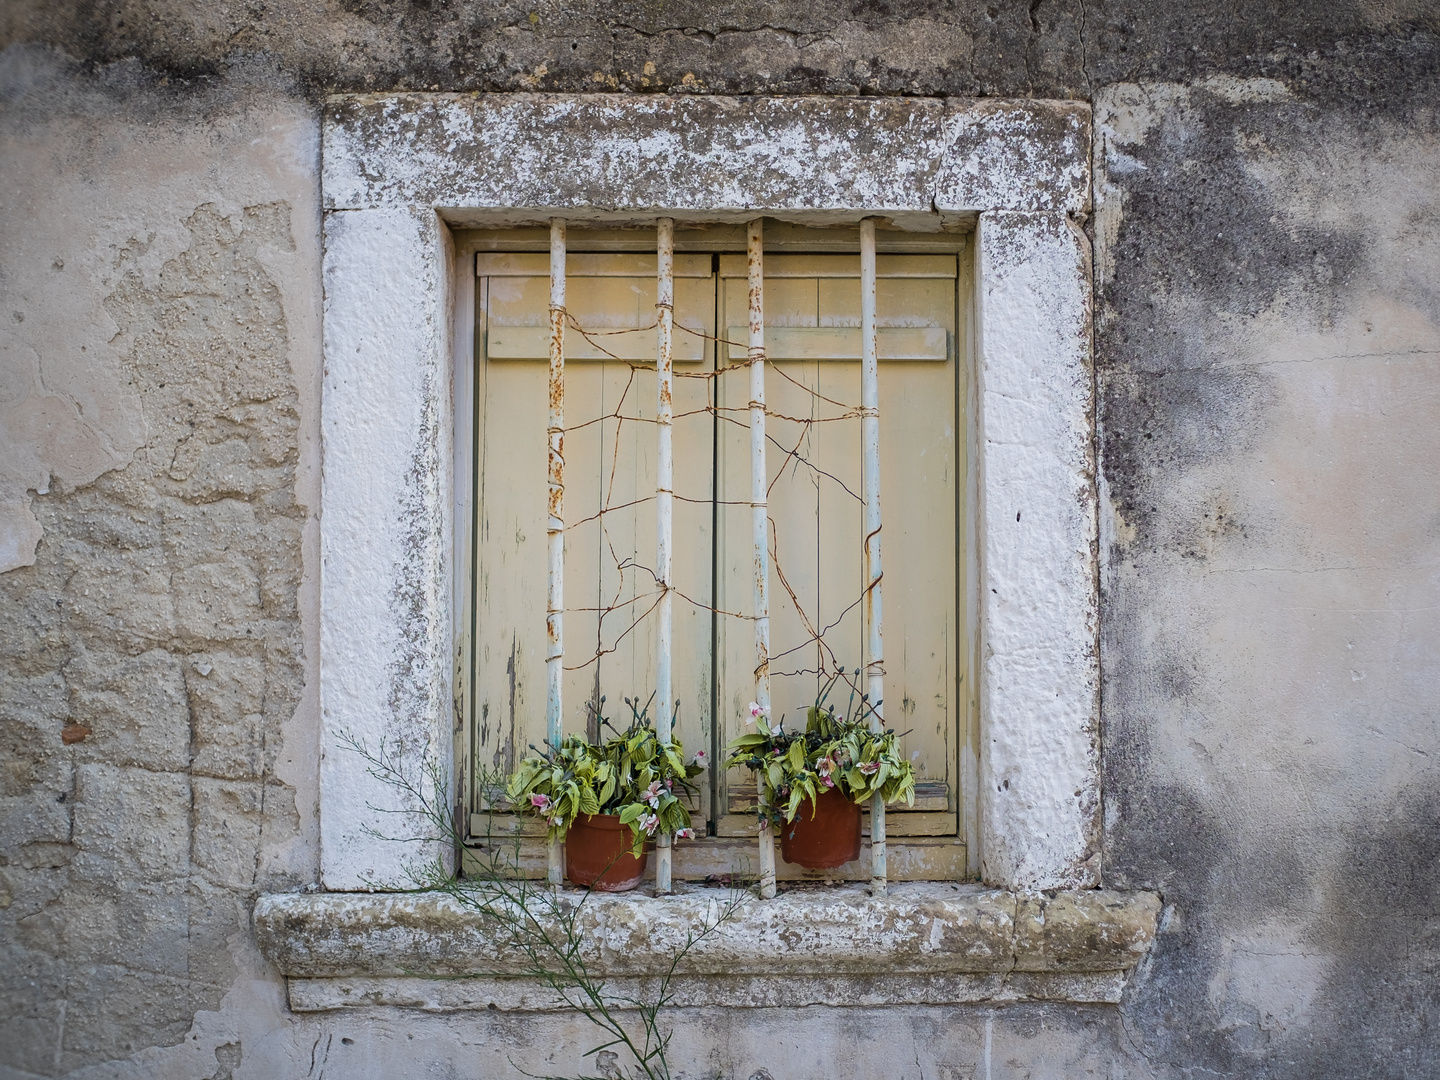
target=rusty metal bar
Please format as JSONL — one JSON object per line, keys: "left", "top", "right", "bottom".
{"left": 655, "top": 218, "right": 675, "bottom": 895}
{"left": 748, "top": 219, "right": 777, "bottom": 900}
{"left": 546, "top": 218, "right": 566, "bottom": 888}
{"left": 860, "top": 218, "right": 886, "bottom": 896}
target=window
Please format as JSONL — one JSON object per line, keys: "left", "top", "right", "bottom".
{"left": 317, "top": 92, "right": 1099, "bottom": 893}
{"left": 461, "top": 224, "right": 975, "bottom": 879}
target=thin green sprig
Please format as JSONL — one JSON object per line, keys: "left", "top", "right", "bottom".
{"left": 339, "top": 728, "right": 747, "bottom": 1080}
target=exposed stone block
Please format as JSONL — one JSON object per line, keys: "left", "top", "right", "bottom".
{"left": 71, "top": 764, "right": 191, "bottom": 883}
{"left": 67, "top": 648, "right": 190, "bottom": 772}
{"left": 59, "top": 878, "right": 190, "bottom": 977}
{"left": 57, "top": 963, "right": 222, "bottom": 1068}
{"left": 185, "top": 652, "right": 268, "bottom": 780}
{"left": 172, "top": 561, "right": 263, "bottom": 644}
{"left": 192, "top": 776, "right": 264, "bottom": 890}
{"left": 63, "top": 560, "right": 177, "bottom": 650}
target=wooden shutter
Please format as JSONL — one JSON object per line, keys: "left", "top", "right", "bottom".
{"left": 714, "top": 254, "right": 963, "bottom": 837}
{"left": 472, "top": 253, "right": 717, "bottom": 790}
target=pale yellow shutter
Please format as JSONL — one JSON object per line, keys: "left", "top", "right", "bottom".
{"left": 473, "top": 253, "right": 717, "bottom": 783}
{"left": 473, "top": 246, "right": 965, "bottom": 846}
{"left": 715, "top": 254, "right": 963, "bottom": 836}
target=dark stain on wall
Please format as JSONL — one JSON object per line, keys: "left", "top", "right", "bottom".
{"left": 0, "top": 1, "right": 1436, "bottom": 112}
{"left": 1097, "top": 74, "right": 1440, "bottom": 1080}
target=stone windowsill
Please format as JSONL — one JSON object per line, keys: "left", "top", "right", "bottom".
{"left": 254, "top": 883, "right": 1160, "bottom": 1012}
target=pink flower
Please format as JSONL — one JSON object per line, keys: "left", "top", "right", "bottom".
{"left": 745, "top": 701, "right": 770, "bottom": 726}
{"left": 821, "top": 775, "right": 835, "bottom": 788}
{"left": 675, "top": 827, "right": 696, "bottom": 840}
{"left": 859, "top": 762, "right": 880, "bottom": 776}
{"left": 530, "top": 793, "right": 552, "bottom": 812}
{"left": 639, "top": 812, "right": 659, "bottom": 836}
{"left": 644, "top": 779, "right": 663, "bottom": 808}
{"left": 692, "top": 750, "right": 708, "bottom": 768}
{"left": 665, "top": 778, "right": 673, "bottom": 790}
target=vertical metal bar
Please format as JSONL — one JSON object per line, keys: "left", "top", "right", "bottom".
{"left": 748, "top": 219, "right": 777, "bottom": 900}
{"left": 546, "top": 218, "right": 566, "bottom": 888}
{"left": 860, "top": 218, "right": 887, "bottom": 896}
{"left": 655, "top": 218, "right": 675, "bottom": 895}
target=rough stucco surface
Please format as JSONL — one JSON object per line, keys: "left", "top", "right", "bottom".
{"left": 254, "top": 885, "right": 1158, "bottom": 977}
{"left": 1095, "top": 78, "right": 1440, "bottom": 1078}
{"left": 323, "top": 94, "right": 1089, "bottom": 216}
{"left": 975, "top": 210, "right": 1098, "bottom": 890}
{"left": 253, "top": 885, "right": 1159, "bottom": 1011}
{"left": 318, "top": 205, "right": 452, "bottom": 891}
{"left": 0, "top": 52, "right": 323, "bottom": 1077}
{"left": 2, "top": 3, "right": 1440, "bottom": 1078}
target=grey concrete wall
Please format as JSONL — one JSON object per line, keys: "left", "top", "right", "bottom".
{"left": 1, "top": 5, "right": 1437, "bottom": 1077}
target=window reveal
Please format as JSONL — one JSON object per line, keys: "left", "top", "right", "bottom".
{"left": 469, "top": 226, "right": 967, "bottom": 883}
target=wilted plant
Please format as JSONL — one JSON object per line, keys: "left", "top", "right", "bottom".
{"left": 505, "top": 693, "right": 708, "bottom": 851}
{"left": 727, "top": 670, "right": 916, "bottom": 826}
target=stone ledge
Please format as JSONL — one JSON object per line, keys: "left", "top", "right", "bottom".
{"left": 256, "top": 884, "right": 1159, "bottom": 1011}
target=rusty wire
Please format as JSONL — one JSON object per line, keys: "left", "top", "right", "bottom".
{"left": 555, "top": 313, "right": 871, "bottom": 707}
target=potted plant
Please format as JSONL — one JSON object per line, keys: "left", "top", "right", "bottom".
{"left": 506, "top": 695, "right": 707, "bottom": 891}
{"left": 727, "top": 672, "right": 916, "bottom": 869}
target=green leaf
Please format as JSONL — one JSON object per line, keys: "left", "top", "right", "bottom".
{"left": 578, "top": 786, "right": 600, "bottom": 816}
{"left": 728, "top": 733, "right": 769, "bottom": 749}
{"left": 663, "top": 745, "right": 686, "bottom": 776}
{"left": 785, "top": 739, "right": 806, "bottom": 774}
{"left": 766, "top": 762, "right": 785, "bottom": 791}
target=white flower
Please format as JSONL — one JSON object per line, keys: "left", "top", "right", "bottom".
{"left": 745, "top": 701, "right": 770, "bottom": 726}
{"left": 639, "top": 812, "right": 660, "bottom": 836}
{"left": 675, "top": 827, "right": 696, "bottom": 840}
{"left": 692, "top": 750, "right": 708, "bottom": 768}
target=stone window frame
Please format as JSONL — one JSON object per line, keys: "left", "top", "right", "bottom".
{"left": 317, "top": 93, "right": 1099, "bottom": 895}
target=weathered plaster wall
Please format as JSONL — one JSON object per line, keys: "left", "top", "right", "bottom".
{"left": 1, "top": 3, "right": 1438, "bottom": 1078}
{"left": 1095, "top": 78, "right": 1440, "bottom": 1077}
{"left": 0, "top": 52, "right": 323, "bottom": 1076}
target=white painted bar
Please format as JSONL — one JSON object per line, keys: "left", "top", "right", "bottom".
{"left": 655, "top": 218, "right": 675, "bottom": 895}
{"left": 860, "top": 218, "right": 887, "bottom": 896}
{"left": 748, "top": 219, "right": 777, "bottom": 900}
{"left": 546, "top": 218, "right": 566, "bottom": 888}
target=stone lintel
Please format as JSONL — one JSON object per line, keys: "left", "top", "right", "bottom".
{"left": 322, "top": 93, "right": 1090, "bottom": 217}
{"left": 255, "top": 884, "right": 1159, "bottom": 1011}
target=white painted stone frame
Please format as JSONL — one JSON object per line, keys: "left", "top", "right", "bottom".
{"left": 319, "top": 94, "right": 1098, "bottom": 892}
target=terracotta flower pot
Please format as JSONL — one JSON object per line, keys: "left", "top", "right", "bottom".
{"left": 565, "top": 813, "right": 651, "bottom": 891}
{"left": 779, "top": 787, "right": 862, "bottom": 869}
